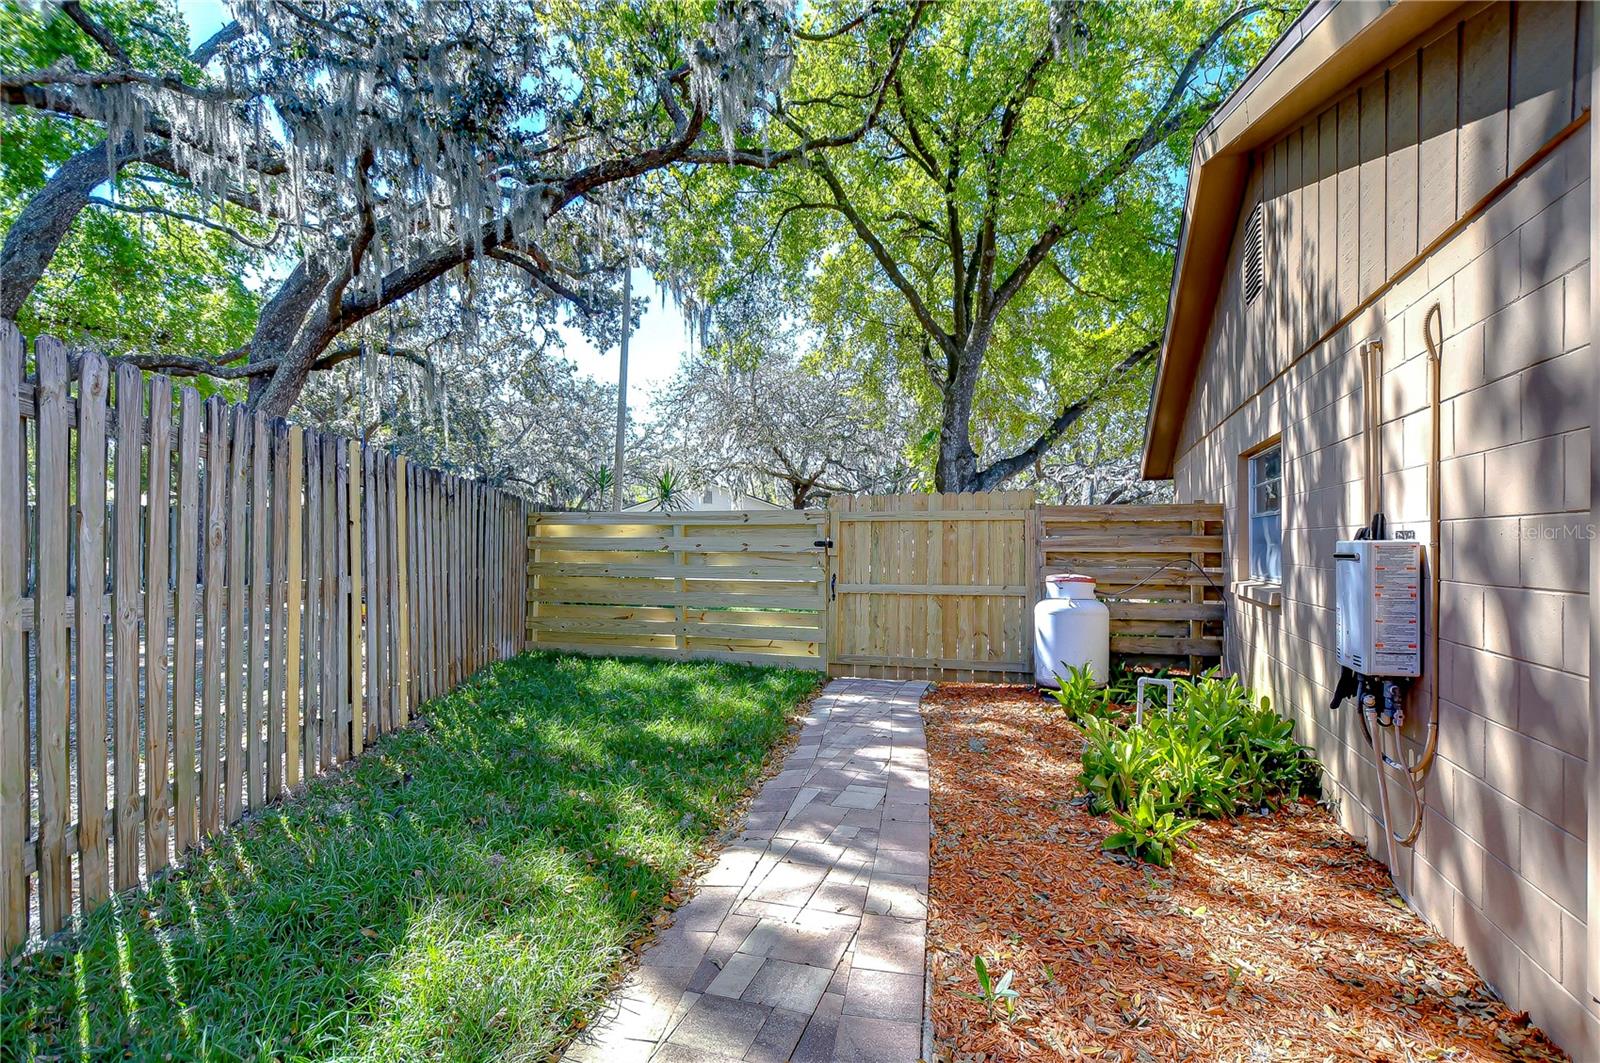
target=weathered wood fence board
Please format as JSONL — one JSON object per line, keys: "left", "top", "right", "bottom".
{"left": 526, "top": 510, "right": 828, "bottom": 670}
{"left": 0, "top": 326, "right": 528, "bottom": 956}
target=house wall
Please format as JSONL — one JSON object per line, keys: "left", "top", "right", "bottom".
{"left": 1169, "top": 2, "right": 1596, "bottom": 1052}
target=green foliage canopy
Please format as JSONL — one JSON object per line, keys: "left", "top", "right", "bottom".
{"left": 1, "top": 0, "right": 262, "bottom": 383}
{"left": 659, "top": 0, "right": 1297, "bottom": 489}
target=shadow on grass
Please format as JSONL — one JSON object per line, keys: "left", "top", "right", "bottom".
{"left": 1, "top": 652, "right": 819, "bottom": 1062}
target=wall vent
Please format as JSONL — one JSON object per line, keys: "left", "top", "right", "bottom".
{"left": 1242, "top": 203, "right": 1264, "bottom": 306}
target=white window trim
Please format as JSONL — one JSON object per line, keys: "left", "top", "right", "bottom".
{"left": 1234, "top": 438, "right": 1283, "bottom": 609}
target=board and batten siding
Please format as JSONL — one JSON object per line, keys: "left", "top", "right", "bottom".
{"left": 1169, "top": 3, "right": 1595, "bottom": 1053}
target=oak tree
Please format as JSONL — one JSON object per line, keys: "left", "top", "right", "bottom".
{"left": 662, "top": 0, "right": 1294, "bottom": 491}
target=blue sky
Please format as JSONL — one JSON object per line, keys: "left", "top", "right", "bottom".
{"left": 177, "top": 0, "right": 689, "bottom": 413}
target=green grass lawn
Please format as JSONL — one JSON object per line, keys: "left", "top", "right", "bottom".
{"left": 2, "top": 652, "right": 818, "bottom": 1062}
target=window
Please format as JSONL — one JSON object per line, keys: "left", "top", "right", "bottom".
{"left": 1242, "top": 203, "right": 1264, "bottom": 306}
{"left": 1248, "top": 445, "right": 1281, "bottom": 583}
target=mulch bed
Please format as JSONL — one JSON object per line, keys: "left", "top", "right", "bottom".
{"left": 924, "top": 683, "right": 1568, "bottom": 1062}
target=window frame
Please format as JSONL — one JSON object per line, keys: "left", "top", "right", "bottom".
{"left": 1245, "top": 441, "right": 1283, "bottom": 585}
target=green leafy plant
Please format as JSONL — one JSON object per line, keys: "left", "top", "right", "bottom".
{"left": 1077, "top": 673, "right": 1320, "bottom": 867}
{"left": 964, "top": 955, "right": 1020, "bottom": 1021}
{"left": 1103, "top": 794, "right": 1201, "bottom": 867}
{"left": 1047, "top": 663, "right": 1116, "bottom": 723}
{"left": 646, "top": 467, "right": 690, "bottom": 512}
{"left": 1079, "top": 715, "right": 1151, "bottom": 815}
{"left": 1105, "top": 660, "right": 1172, "bottom": 707}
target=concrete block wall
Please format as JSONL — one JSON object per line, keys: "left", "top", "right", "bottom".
{"left": 1168, "top": 3, "right": 1594, "bottom": 1053}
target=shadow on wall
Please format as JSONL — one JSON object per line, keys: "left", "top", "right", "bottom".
{"left": 1171, "top": 0, "right": 1592, "bottom": 1045}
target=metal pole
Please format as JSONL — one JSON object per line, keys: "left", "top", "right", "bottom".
{"left": 611, "top": 262, "right": 631, "bottom": 512}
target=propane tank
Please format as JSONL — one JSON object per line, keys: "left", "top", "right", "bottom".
{"left": 1034, "top": 574, "right": 1111, "bottom": 688}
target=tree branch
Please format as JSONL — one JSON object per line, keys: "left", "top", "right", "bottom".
{"left": 974, "top": 39, "right": 1056, "bottom": 315}
{"left": 1, "top": 65, "right": 247, "bottom": 103}
{"left": 970, "top": 338, "right": 1158, "bottom": 490}
{"left": 805, "top": 151, "right": 956, "bottom": 357}
{"left": 983, "top": 2, "right": 1265, "bottom": 324}
{"left": 678, "top": 1, "right": 928, "bottom": 170}
{"left": 190, "top": 21, "right": 243, "bottom": 66}
{"left": 61, "top": 1, "right": 131, "bottom": 65}
{"left": 488, "top": 247, "right": 598, "bottom": 314}
{"left": 103, "top": 339, "right": 425, "bottom": 380}
{"left": 794, "top": 4, "right": 879, "bottom": 42}
{"left": 87, "top": 195, "right": 281, "bottom": 249}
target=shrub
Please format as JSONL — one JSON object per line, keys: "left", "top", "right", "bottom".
{"left": 1103, "top": 794, "right": 1201, "bottom": 867}
{"left": 1046, "top": 663, "right": 1117, "bottom": 724}
{"left": 1077, "top": 671, "right": 1320, "bottom": 866}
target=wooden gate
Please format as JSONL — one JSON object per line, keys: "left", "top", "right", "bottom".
{"left": 826, "top": 492, "right": 1036, "bottom": 682}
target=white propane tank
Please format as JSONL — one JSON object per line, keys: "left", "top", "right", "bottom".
{"left": 1034, "top": 574, "right": 1111, "bottom": 688}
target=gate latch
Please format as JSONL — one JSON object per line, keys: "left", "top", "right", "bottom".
{"left": 813, "top": 538, "right": 834, "bottom": 549}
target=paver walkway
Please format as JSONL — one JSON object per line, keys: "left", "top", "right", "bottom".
{"left": 566, "top": 678, "right": 932, "bottom": 1063}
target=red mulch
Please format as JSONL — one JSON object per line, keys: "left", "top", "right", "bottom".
{"left": 924, "top": 684, "right": 1568, "bottom": 1062}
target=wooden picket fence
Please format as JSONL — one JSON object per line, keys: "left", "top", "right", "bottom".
{"left": 525, "top": 496, "right": 1225, "bottom": 681}
{"left": 0, "top": 326, "right": 528, "bottom": 954}
{"left": 525, "top": 510, "right": 828, "bottom": 669}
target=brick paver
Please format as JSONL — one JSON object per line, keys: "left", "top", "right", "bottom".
{"left": 566, "top": 679, "right": 931, "bottom": 1063}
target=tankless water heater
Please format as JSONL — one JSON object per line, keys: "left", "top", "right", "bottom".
{"left": 1334, "top": 539, "right": 1422, "bottom": 677}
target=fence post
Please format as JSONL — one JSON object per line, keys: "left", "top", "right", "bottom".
{"left": 113, "top": 363, "right": 146, "bottom": 890}
{"left": 145, "top": 380, "right": 175, "bottom": 870}
{"left": 75, "top": 353, "right": 111, "bottom": 907}
{"left": 224, "top": 406, "right": 250, "bottom": 824}
{"left": 1025, "top": 502, "right": 1041, "bottom": 678}
{"left": 172, "top": 391, "right": 203, "bottom": 848}
{"left": 0, "top": 325, "right": 26, "bottom": 953}
{"left": 1190, "top": 514, "right": 1206, "bottom": 677}
{"left": 824, "top": 504, "right": 839, "bottom": 675}
{"left": 267, "top": 421, "right": 289, "bottom": 802}
{"left": 199, "top": 398, "right": 228, "bottom": 835}
{"left": 35, "top": 338, "right": 71, "bottom": 931}
{"left": 248, "top": 414, "right": 269, "bottom": 810}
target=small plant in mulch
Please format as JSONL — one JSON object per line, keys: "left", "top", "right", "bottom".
{"left": 1102, "top": 792, "right": 1201, "bottom": 867}
{"left": 923, "top": 684, "right": 1569, "bottom": 1060}
{"left": 1078, "top": 671, "right": 1320, "bottom": 867}
{"left": 1044, "top": 663, "right": 1121, "bottom": 725}
{"left": 962, "top": 955, "right": 1020, "bottom": 1022}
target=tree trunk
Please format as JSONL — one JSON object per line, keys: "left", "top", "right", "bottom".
{"left": 933, "top": 334, "right": 986, "bottom": 492}
{"left": 0, "top": 135, "right": 135, "bottom": 321}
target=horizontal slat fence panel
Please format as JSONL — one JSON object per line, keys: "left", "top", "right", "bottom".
{"left": 1037, "top": 503, "right": 1226, "bottom": 670}
{"left": 526, "top": 511, "right": 828, "bottom": 670}
{"left": 526, "top": 499, "right": 1228, "bottom": 681}
{"left": 1, "top": 327, "right": 526, "bottom": 956}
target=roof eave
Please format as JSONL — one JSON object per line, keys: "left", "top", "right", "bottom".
{"left": 1141, "top": 0, "right": 1471, "bottom": 481}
